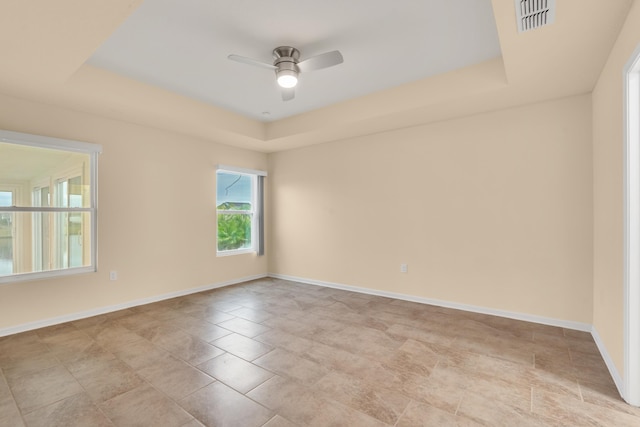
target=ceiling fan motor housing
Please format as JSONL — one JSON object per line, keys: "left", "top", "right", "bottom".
{"left": 273, "top": 46, "right": 300, "bottom": 88}
{"left": 273, "top": 46, "right": 300, "bottom": 73}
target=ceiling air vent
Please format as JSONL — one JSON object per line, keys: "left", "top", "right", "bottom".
{"left": 515, "top": 0, "right": 556, "bottom": 33}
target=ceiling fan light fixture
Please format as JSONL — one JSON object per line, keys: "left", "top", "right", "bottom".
{"left": 229, "top": 45, "right": 342, "bottom": 101}
{"left": 277, "top": 69, "right": 298, "bottom": 88}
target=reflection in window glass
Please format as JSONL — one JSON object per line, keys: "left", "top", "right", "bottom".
{"left": 0, "top": 191, "right": 13, "bottom": 275}
{"left": 32, "top": 187, "right": 50, "bottom": 272}
{"left": 56, "top": 176, "right": 84, "bottom": 269}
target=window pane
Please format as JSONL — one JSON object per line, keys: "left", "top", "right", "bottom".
{"left": 216, "top": 172, "right": 252, "bottom": 210}
{"left": 0, "top": 142, "right": 90, "bottom": 208}
{"left": 217, "top": 213, "right": 252, "bottom": 251}
{"left": 69, "top": 176, "right": 83, "bottom": 208}
{"left": 0, "top": 212, "right": 13, "bottom": 275}
{"left": 56, "top": 211, "right": 88, "bottom": 269}
{"left": 0, "top": 191, "right": 12, "bottom": 207}
{"left": 0, "top": 212, "right": 91, "bottom": 278}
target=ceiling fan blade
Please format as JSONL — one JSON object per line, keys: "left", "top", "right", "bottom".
{"left": 282, "top": 87, "right": 295, "bottom": 101}
{"left": 228, "top": 54, "right": 277, "bottom": 70}
{"left": 297, "top": 50, "right": 343, "bottom": 72}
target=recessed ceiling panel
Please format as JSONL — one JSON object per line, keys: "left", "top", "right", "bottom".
{"left": 87, "top": 0, "right": 502, "bottom": 121}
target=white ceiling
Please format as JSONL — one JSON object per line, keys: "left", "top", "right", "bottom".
{"left": 87, "top": 0, "right": 502, "bottom": 122}
{"left": 0, "top": 1, "right": 631, "bottom": 152}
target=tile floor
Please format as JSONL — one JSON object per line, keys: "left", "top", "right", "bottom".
{"left": 1, "top": 278, "right": 639, "bottom": 426}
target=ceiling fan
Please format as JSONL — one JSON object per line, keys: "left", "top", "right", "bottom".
{"left": 228, "top": 46, "right": 343, "bottom": 101}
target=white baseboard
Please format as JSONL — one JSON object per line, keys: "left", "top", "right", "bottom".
{"left": 591, "top": 326, "right": 625, "bottom": 399}
{"left": 268, "top": 273, "right": 592, "bottom": 332}
{"left": 0, "top": 273, "right": 267, "bottom": 338}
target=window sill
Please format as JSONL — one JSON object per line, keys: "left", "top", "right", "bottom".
{"left": 216, "top": 248, "right": 255, "bottom": 257}
{"left": 0, "top": 266, "right": 96, "bottom": 285}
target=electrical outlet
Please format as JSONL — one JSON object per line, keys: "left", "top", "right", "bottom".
{"left": 400, "top": 264, "right": 408, "bottom": 273}
{"left": 109, "top": 271, "right": 118, "bottom": 281}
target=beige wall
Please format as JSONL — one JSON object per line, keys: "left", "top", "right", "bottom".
{"left": 0, "top": 93, "right": 268, "bottom": 331}
{"left": 593, "top": 0, "right": 640, "bottom": 379}
{"left": 269, "top": 95, "right": 593, "bottom": 323}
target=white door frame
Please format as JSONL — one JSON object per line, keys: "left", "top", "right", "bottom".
{"left": 623, "top": 42, "right": 640, "bottom": 407}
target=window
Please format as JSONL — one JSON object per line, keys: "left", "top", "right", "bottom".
{"left": 0, "top": 129, "right": 101, "bottom": 283}
{"left": 216, "top": 165, "right": 266, "bottom": 256}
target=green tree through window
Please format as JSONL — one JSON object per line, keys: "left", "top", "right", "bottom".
{"left": 216, "top": 171, "right": 254, "bottom": 252}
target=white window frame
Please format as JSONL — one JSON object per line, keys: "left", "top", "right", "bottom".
{"left": 623, "top": 42, "right": 640, "bottom": 407}
{"left": 216, "top": 165, "right": 266, "bottom": 257}
{"left": 0, "top": 129, "right": 101, "bottom": 284}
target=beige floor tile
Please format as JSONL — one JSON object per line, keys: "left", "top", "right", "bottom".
{"left": 0, "top": 373, "right": 24, "bottom": 427}
{"left": 1, "top": 351, "right": 61, "bottom": 381}
{"left": 381, "top": 338, "right": 440, "bottom": 377}
{"left": 579, "top": 380, "right": 640, "bottom": 418}
{"left": 180, "top": 381, "right": 272, "bottom": 427}
{"left": 100, "top": 383, "right": 193, "bottom": 427}
{"left": 228, "top": 306, "right": 274, "bottom": 323}
{"left": 532, "top": 388, "right": 640, "bottom": 426}
{"left": 262, "top": 414, "right": 298, "bottom": 427}
{"left": 60, "top": 345, "right": 117, "bottom": 374}
{"left": 290, "top": 312, "right": 348, "bottom": 334}
{"left": 386, "top": 322, "right": 455, "bottom": 347}
{"left": 212, "top": 333, "right": 272, "bottom": 361}
{"left": 465, "top": 376, "right": 531, "bottom": 412}
{"left": 169, "top": 315, "right": 233, "bottom": 342}
{"left": 440, "top": 351, "right": 531, "bottom": 387}
{"left": 218, "top": 317, "right": 271, "bottom": 338}
{"left": 70, "top": 314, "right": 111, "bottom": 330}
{"left": 0, "top": 335, "right": 50, "bottom": 367}
{"left": 200, "top": 308, "right": 236, "bottom": 324}
{"left": 35, "top": 323, "right": 79, "bottom": 341}
{"left": 314, "top": 325, "right": 402, "bottom": 361}
{"left": 137, "top": 355, "right": 215, "bottom": 400}
{"left": 315, "top": 370, "right": 410, "bottom": 425}
{"left": 253, "top": 348, "right": 328, "bottom": 385}
{"left": 111, "top": 338, "right": 171, "bottom": 370}
{"left": 457, "top": 390, "right": 552, "bottom": 427}
{"left": 8, "top": 364, "right": 84, "bottom": 414}
{"left": 66, "top": 356, "right": 144, "bottom": 402}
{"left": 142, "top": 306, "right": 185, "bottom": 322}
{"left": 22, "top": 393, "right": 112, "bottom": 427}
{"left": 399, "top": 365, "right": 467, "bottom": 414}
{"left": 254, "top": 329, "right": 314, "bottom": 354}
{"left": 44, "top": 333, "right": 107, "bottom": 364}
{"left": 568, "top": 339, "right": 601, "bottom": 355}
{"left": 530, "top": 365, "right": 582, "bottom": 399}
{"left": 82, "top": 324, "right": 145, "bottom": 351}
{"left": 180, "top": 419, "right": 206, "bottom": 427}
{"left": 304, "top": 400, "right": 390, "bottom": 427}
{"left": 115, "top": 312, "right": 166, "bottom": 333}
{"left": 247, "top": 375, "right": 322, "bottom": 420}
{"left": 396, "top": 400, "right": 481, "bottom": 427}
{"left": 197, "top": 352, "right": 273, "bottom": 393}
{"left": 139, "top": 325, "right": 224, "bottom": 365}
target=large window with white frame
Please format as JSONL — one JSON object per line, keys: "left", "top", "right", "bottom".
{"left": 216, "top": 165, "right": 266, "bottom": 256}
{"left": 0, "top": 130, "right": 101, "bottom": 283}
